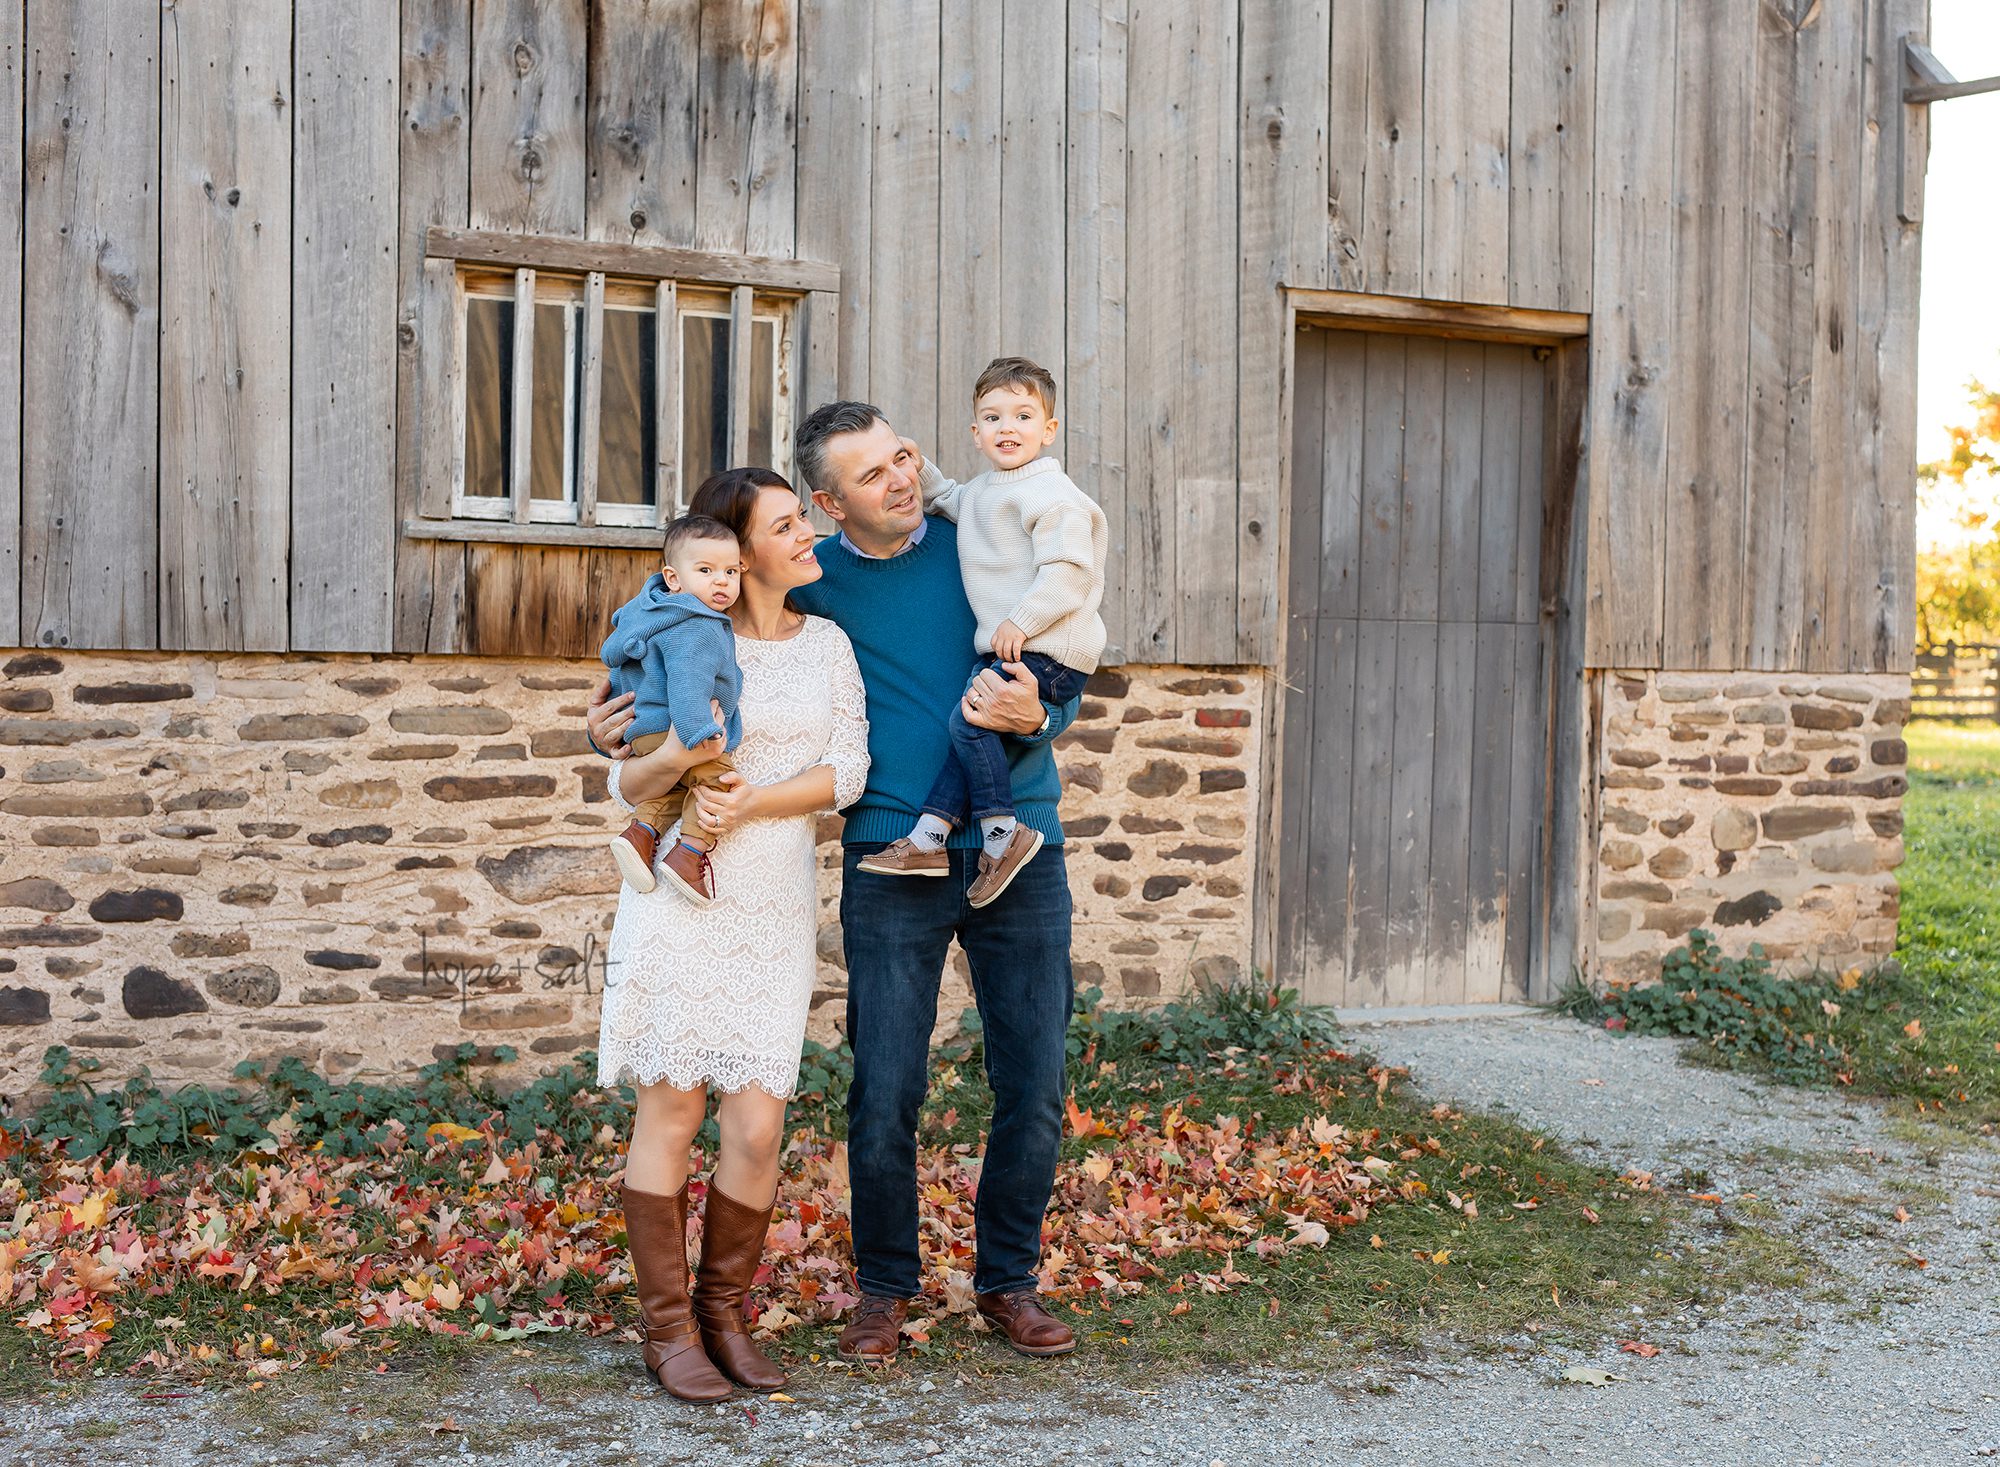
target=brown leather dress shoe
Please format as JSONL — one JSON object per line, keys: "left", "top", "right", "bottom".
{"left": 975, "top": 1288, "right": 1076, "bottom": 1357}
{"left": 855, "top": 836, "right": 950, "bottom": 877}
{"left": 619, "top": 1182, "right": 733, "bottom": 1401}
{"left": 691, "top": 1184, "right": 786, "bottom": 1391}
{"left": 658, "top": 839, "right": 717, "bottom": 906}
{"left": 967, "top": 825, "right": 1045, "bottom": 908}
{"left": 609, "top": 821, "right": 660, "bottom": 893}
{"left": 835, "top": 1294, "right": 908, "bottom": 1364}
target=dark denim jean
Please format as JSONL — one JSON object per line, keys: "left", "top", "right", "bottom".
{"left": 921, "top": 652, "right": 1092, "bottom": 825}
{"left": 841, "top": 842, "right": 1073, "bottom": 1298}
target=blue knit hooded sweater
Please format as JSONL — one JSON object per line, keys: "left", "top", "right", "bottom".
{"left": 600, "top": 573, "right": 743, "bottom": 752}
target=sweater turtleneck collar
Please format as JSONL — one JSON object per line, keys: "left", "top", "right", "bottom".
{"left": 987, "top": 455, "right": 1062, "bottom": 485}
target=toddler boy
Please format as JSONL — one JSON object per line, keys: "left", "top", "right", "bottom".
{"left": 601, "top": 514, "right": 743, "bottom": 904}
{"left": 858, "top": 356, "right": 1107, "bottom": 907}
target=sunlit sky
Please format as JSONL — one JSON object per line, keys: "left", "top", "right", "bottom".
{"left": 1916, "top": 0, "right": 2000, "bottom": 548}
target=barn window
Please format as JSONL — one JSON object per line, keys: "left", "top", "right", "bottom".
{"left": 406, "top": 229, "right": 835, "bottom": 549}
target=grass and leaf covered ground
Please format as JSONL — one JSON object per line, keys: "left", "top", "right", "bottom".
{"left": 0, "top": 983, "right": 1784, "bottom": 1395}
{"left": 1558, "top": 721, "right": 2000, "bottom": 1129}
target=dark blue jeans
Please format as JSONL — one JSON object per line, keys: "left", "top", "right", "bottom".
{"left": 921, "top": 652, "right": 1091, "bottom": 825}
{"left": 841, "top": 843, "right": 1073, "bottom": 1298}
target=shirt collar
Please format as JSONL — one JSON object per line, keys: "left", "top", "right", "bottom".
{"left": 837, "top": 514, "right": 928, "bottom": 560}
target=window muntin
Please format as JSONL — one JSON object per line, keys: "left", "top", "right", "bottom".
{"left": 453, "top": 268, "right": 792, "bottom": 529}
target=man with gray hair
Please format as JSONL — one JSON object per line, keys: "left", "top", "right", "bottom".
{"left": 786, "top": 399, "right": 1084, "bottom": 1362}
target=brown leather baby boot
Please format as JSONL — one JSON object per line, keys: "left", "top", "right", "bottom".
{"left": 620, "top": 1182, "right": 733, "bottom": 1401}
{"left": 691, "top": 1184, "right": 787, "bottom": 1391}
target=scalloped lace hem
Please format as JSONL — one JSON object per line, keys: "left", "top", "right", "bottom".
{"left": 598, "top": 1051, "right": 801, "bottom": 1101}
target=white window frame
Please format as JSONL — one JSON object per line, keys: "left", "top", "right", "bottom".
{"left": 408, "top": 228, "right": 834, "bottom": 549}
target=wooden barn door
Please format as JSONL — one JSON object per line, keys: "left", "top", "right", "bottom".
{"left": 1278, "top": 326, "right": 1552, "bottom": 1007}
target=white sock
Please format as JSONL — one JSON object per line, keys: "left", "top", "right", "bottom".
{"left": 980, "top": 816, "right": 1017, "bottom": 857}
{"left": 908, "top": 813, "right": 953, "bottom": 852}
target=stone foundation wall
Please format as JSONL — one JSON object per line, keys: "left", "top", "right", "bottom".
{"left": 0, "top": 651, "right": 1258, "bottom": 1102}
{"left": 1593, "top": 669, "right": 1908, "bottom": 984}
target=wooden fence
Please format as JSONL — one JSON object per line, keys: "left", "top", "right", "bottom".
{"left": 1913, "top": 643, "right": 2000, "bottom": 722}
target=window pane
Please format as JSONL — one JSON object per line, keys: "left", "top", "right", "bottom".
{"left": 748, "top": 317, "right": 777, "bottom": 470}
{"left": 531, "top": 302, "right": 571, "bottom": 503}
{"left": 599, "top": 306, "right": 655, "bottom": 510}
{"left": 682, "top": 313, "right": 731, "bottom": 497}
{"left": 464, "top": 297, "right": 511, "bottom": 498}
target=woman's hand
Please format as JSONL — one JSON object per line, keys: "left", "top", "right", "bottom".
{"left": 690, "top": 771, "right": 761, "bottom": 840}
{"left": 586, "top": 677, "right": 636, "bottom": 758}
{"left": 962, "top": 661, "right": 1046, "bottom": 734}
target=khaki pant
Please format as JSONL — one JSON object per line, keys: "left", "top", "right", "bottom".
{"left": 628, "top": 730, "right": 737, "bottom": 849}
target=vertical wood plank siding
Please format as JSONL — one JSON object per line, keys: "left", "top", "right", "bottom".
{"left": 0, "top": 1, "right": 1925, "bottom": 679}
{"left": 292, "top": 0, "right": 398, "bottom": 652}
{"left": 0, "top": 10, "right": 21, "bottom": 646}
{"left": 394, "top": 0, "right": 471, "bottom": 652}
{"left": 22, "top": 0, "right": 159, "bottom": 650}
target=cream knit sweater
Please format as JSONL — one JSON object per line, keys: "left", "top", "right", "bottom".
{"left": 918, "top": 456, "right": 1109, "bottom": 673}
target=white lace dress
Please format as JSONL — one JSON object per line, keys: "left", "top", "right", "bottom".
{"left": 596, "top": 615, "right": 870, "bottom": 1098}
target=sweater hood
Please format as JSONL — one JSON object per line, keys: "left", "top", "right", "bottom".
{"left": 602, "top": 574, "right": 732, "bottom": 665}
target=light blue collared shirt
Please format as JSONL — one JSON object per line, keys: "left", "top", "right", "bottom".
{"left": 836, "top": 514, "right": 928, "bottom": 560}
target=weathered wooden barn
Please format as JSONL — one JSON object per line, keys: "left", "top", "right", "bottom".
{"left": 0, "top": 0, "right": 1932, "bottom": 1092}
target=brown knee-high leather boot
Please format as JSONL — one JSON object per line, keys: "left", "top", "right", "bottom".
{"left": 691, "top": 1183, "right": 787, "bottom": 1391}
{"left": 620, "top": 1182, "right": 733, "bottom": 1401}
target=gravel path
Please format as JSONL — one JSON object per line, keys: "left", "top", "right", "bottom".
{"left": 9, "top": 1012, "right": 1998, "bottom": 1466}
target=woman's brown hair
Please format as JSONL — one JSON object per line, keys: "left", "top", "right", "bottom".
{"left": 687, "top": 467, "right": 807, "bottom": 609}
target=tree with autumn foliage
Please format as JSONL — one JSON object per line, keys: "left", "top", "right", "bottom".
{"left": 1916, "top": 376, "right": 2000, "bottom": 647}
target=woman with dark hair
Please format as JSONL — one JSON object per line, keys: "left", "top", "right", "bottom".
{"left": 585, "top": 467, "right": 869, "bottom": 1402}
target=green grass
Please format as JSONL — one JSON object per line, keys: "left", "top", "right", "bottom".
{"left": 1881, "top": 721, "right": 2000, "bottom": 1124}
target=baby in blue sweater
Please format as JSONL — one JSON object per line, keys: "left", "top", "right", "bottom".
{"left": 601, "top": 514, "right": 744, "bottom": 905}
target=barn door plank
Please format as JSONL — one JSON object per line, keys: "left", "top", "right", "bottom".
{"left": 1661, "top": 0, "right": 1754, "bottom": 669}
{"left": 1344, "top": 617, "right": 1399, "bottom": 1007}
{"left": 1287, "top": 330, "right": 1328, "bottom": 621}
{"left": 1064, "top": 0, "right": 1127, "bottom": 651}
{"left": 470, "top": 0, "right": 586, "bottom": 236}
{"left": 1422, "top": 0, "right": 1510, "bottom": 305}
{"left": 1464, "top": 618, "right": 1520, "bottom": 1000}
{"left": 294, "top": 0, "right": 398, "bottom": 653}
{"left": 868, "top": 0, "right": 940, "bottom": 452}
{"left": 1513, "top": 350, "right": 1549, "bottom": 624}
{"left": 587, "top": 0, "right": 699, "bottom": 248}
{"left": 1426, "top": 619, "right": 1479, "bottom": 1002}
{"left": 1384, "top": 620, "right": 1440, "bottom": 1004}
{"left": 1501, "top": 619, "right": 1543, "bottom": 1001}
{"left": 160, "top": 0, "right": 292, "bottom": 652}
{"left": 1355, "top": 333, "right": 1407, "bottom": 620}
{"left": 1398, "top": 338, "right": 1447, "bottom": 623}
{"left": 395, "top": 0, "right": 472, "bottom": 653}
{"left": 1277, "top": 611, "right": 1318, "bottom": 990}
{"left": 1476, "top": 344, "right": 1525, "bottom": 625}
{"left": 1436, "top": 339, "right": 1485, "bottom": 623}
{"left": 1303, "top": 616, "right": 1360, "bottom": 1004}
{"left": 0, "top": 13, "right": 20, "bottom": 646}
{"left": 23, "top": 0, "right": 159, "bottom": 650}
{"left": 1316, "top": 330, "right": 1367, "bottom": 619}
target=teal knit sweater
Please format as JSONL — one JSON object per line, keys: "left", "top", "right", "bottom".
{"left": 792, "top": 516, "right": 1080, "bottom": 849}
